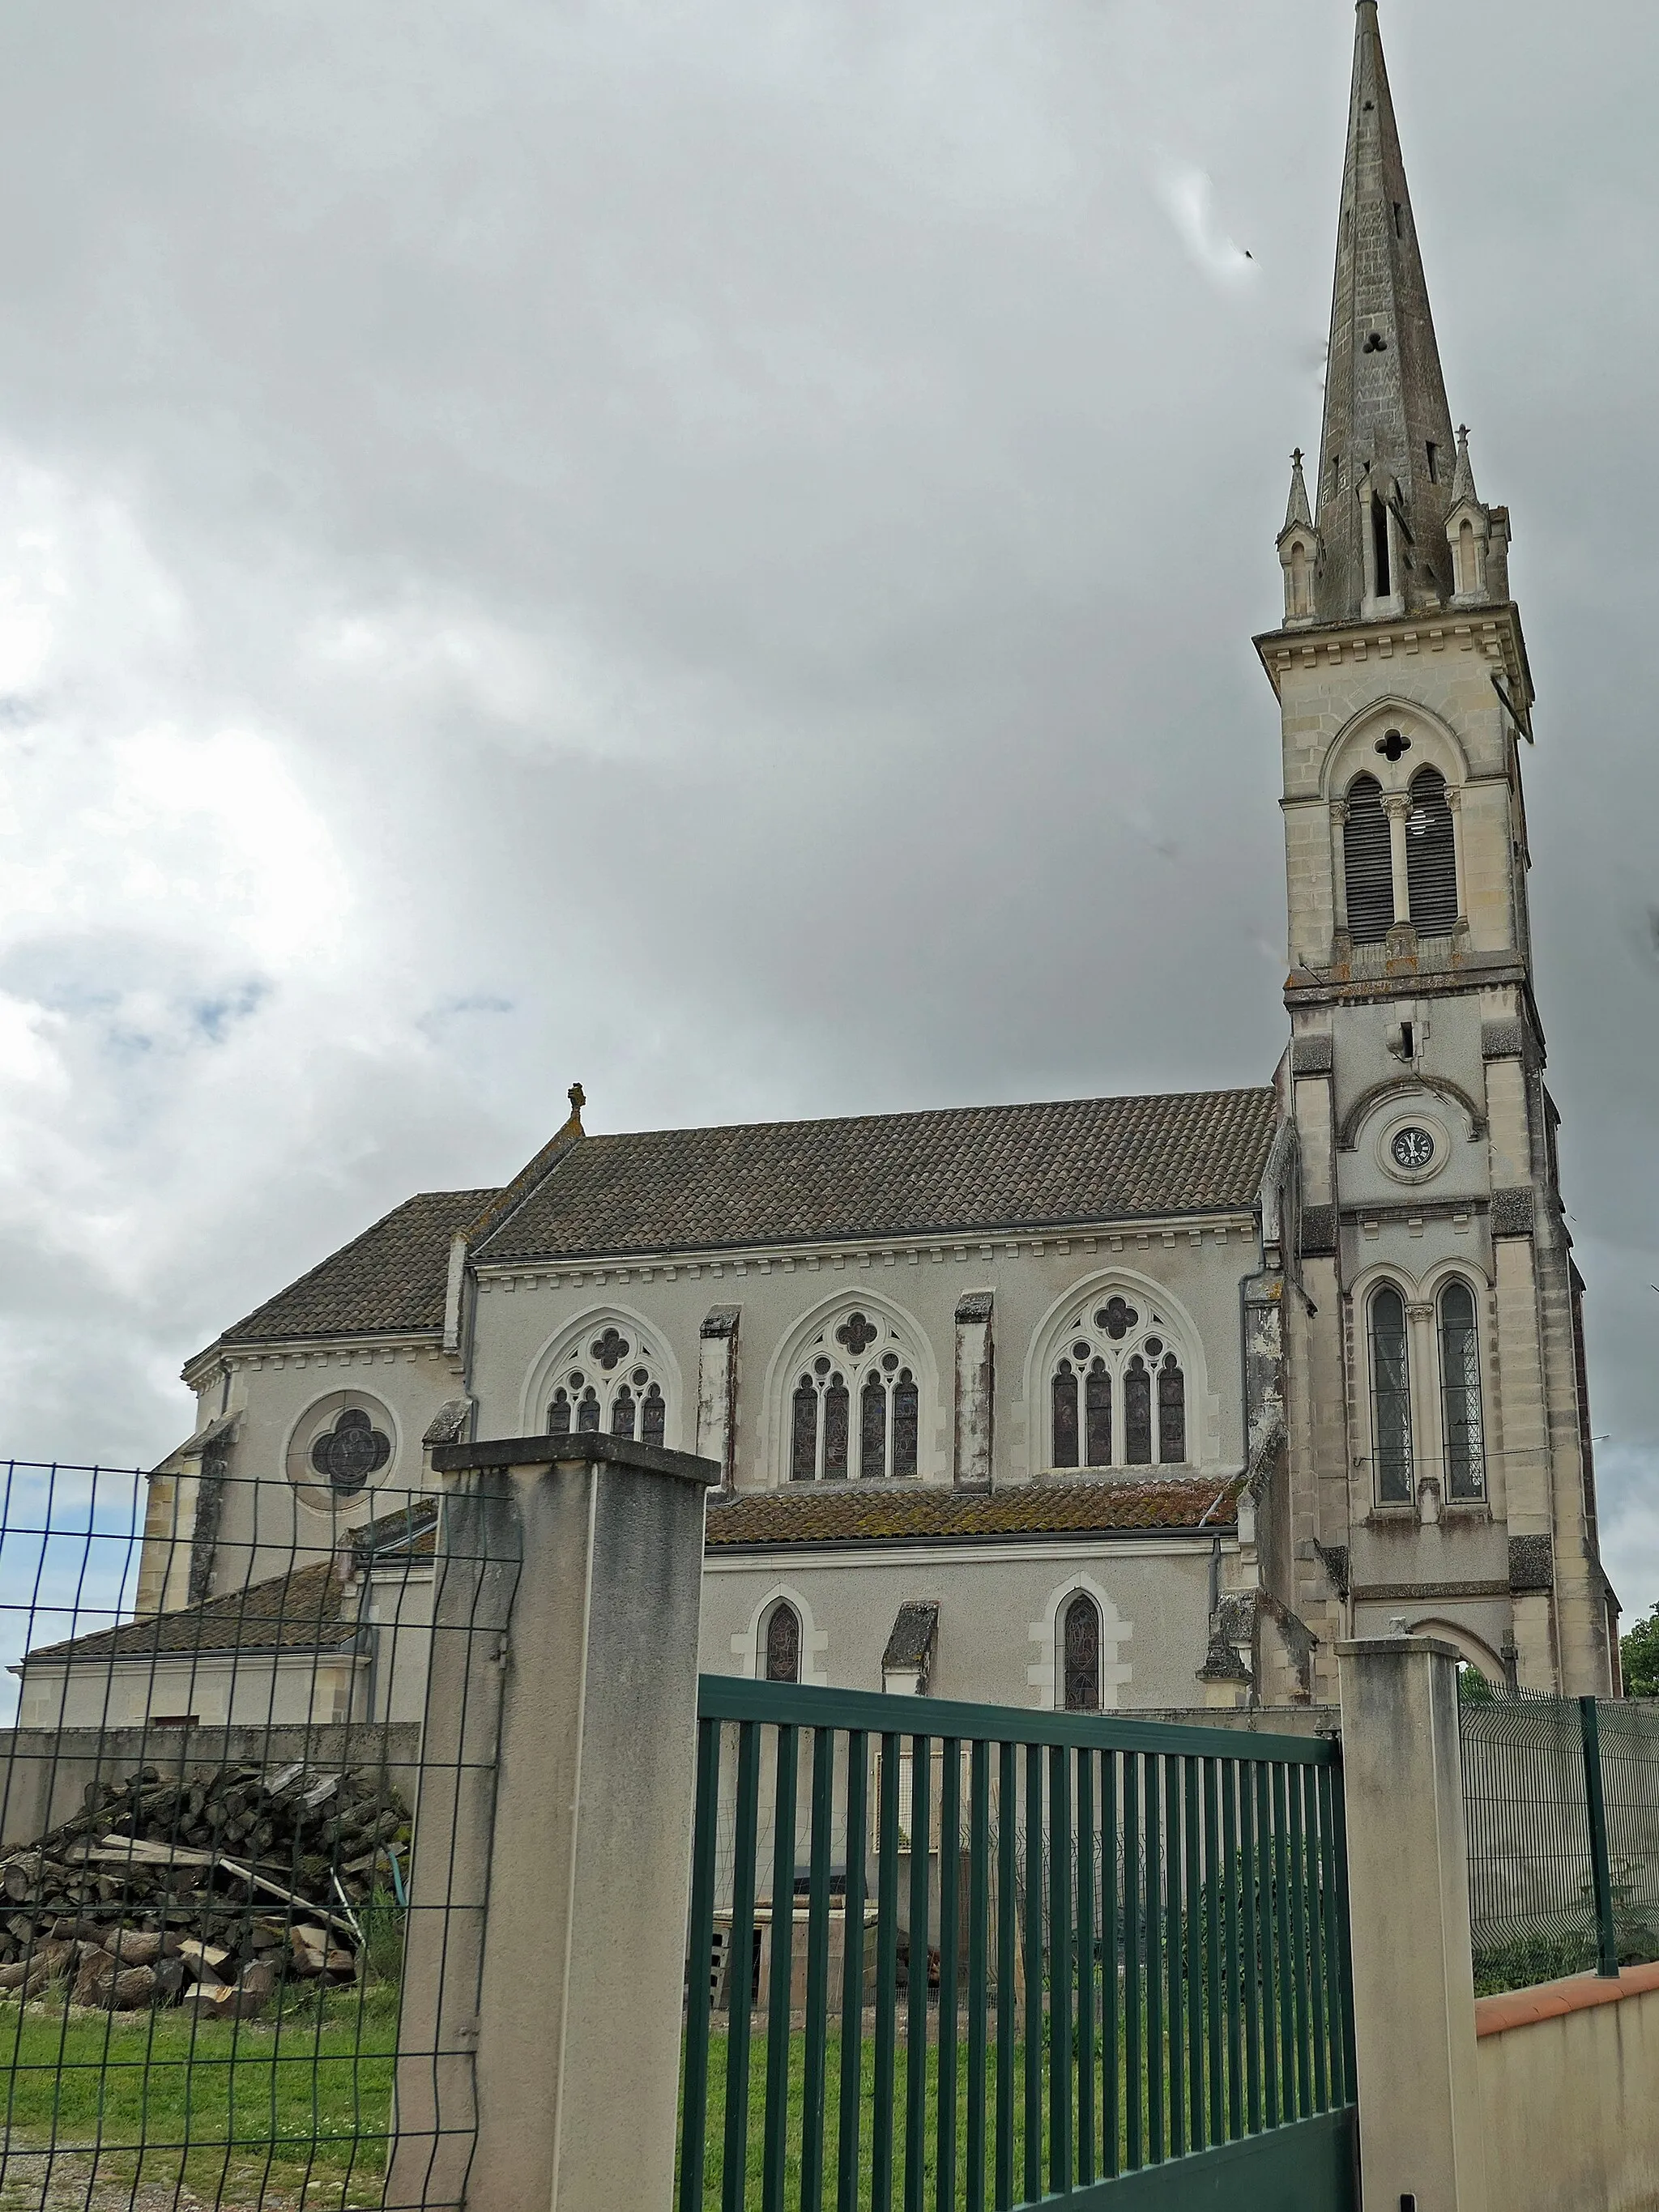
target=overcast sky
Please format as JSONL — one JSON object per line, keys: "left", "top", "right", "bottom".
{"left": 2, "top": 1, "right": 1657, "bottom": 1615}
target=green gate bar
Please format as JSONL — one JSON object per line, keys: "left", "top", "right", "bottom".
{"left": 680, "top": 1677, "right": 1354, "bottom": 2212}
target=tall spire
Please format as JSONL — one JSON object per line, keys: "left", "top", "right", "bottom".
{"left": 1314, "top": 1, "right": 1457, "bottom": 620}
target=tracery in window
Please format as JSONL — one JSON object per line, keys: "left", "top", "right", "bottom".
{"left": 1439, "top": 1281, "right": 1486, "bottom": 1499}
{"left": 1344, "top": 773, "right": 1394, "bottom": 944}
{"left": 1047, "top": 1298, "right": 1189, "bottom": 1471}
{"left": 765, "top": 1602, "right": 801, "bottom": 1684}
{"left": 1405, "top": 766, "right": 1458, "bottom": 937}
{"left": 547, "top": 1325, "right": 668, "bottom": 1446}
{"left": 1369, "top": 1285, "right": 1414, "bottom": 1503}
{"left": 309, "top": 1409, "right": 391, "bottom": 1498}
{"left": 1063, "top": 1593, "right": 1102, "bottom": 1712}
{"left": 788, "top": 1311, "right": 923, "bottom": 1481}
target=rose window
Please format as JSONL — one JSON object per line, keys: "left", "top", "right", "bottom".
{"left": 309, "top": 1409, "right": 392, "bottom": 1498}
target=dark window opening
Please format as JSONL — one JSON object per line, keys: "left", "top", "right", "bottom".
{"left": 1084, "top": 1360, "right": 1111, "bottom": 1468}
{"left": 1426, "top": 441, "right": 1439, "bottom": 483}
{"left": 823, "top": 1376, "right": 850, "bottom": 1481}
{"left": 1405, "top": 765, "right": 1458, "bottom": 935}
{"left": 1343, "top": 774, "right": 1394, "bottom": 943}
{"left": 641, "top": 1384, "right": 665, "bottom": 1448}
{"left": 1328, "top": 452, "right": 1341, "bottom": 501}
{"left": 1371, "top": 493, "right": 1392, "bottom": 595}
{"left": 1393, "top": 202, "right": 1404, "bottom": 239}
{"left": 1400, "top": 1021, "right": 1415, "bottom": 1059}
{"left": 860, "top": 1373, "right": 886, "bottom": 1481}
{"left": 1375, "top": 727, "right": 1410, "bottom": 763}
{"left": 893, "top": 1373, "right": 919, "bottom": 1477}
{"left": 791, "top": 1379, "right": 817, "bottom": 1481}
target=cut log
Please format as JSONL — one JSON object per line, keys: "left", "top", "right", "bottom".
{"left": 104, "top": 1929, "right": 164, "bottom": 1967}
{"left": 111, "top": 1964, "right": 157, "bottom": 2011}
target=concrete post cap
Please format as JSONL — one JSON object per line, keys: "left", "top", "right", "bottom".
{"left": 430, "top": 1431, "right": 723, "bottom": 1487}
{"left": 1336, "top": 1634, "right": 1465, "bottom": 1663}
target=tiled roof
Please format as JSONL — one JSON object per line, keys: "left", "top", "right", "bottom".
{"left": 704, "top": 1477, "right": 1239, "bottom": 1549}
{"left": 221, "top": 1188, "right": 498, "bottom": 1347}
{"left": 475, "top": 1089, "right": 1277, "bottom": 1264}
{"left": 25, "top": 1505, "right": 438, "bottom": 1666}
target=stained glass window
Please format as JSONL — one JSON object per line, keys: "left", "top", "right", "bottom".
{"left": 824, "top": 1376, "right": 850, "bottom": 1481}
{"left": 309, "top": 1409, "right": 390, "bottom": 1498}
{"left": 576, "top": 1387, "right": 601, "bottom": 1434}
{"left": 548, "top": 1390, "right": 572, "bottom": 1440}
{"left": 1051, "top": 1362, "right": 1080, "bottom": 1468}
{"left": 1370, "top": 1285, "right": 1413, "bottom": 1502}
{"left": 766, "top": 1604, "right": 801, "bottom": 1684}
{"left": 641, "top": 1383, "right": 666, "bottom": 1448}
{"left": 1439, "top": 1281, "right": 1484, "bottom": 1498}
{"left": 1063, "top": 1593, "right": 1101, "bottom": 1712}
{"left": 893, "top": 1372, "right": 919, "bottom": 1477}
{"left": 791, "top": 1379, "right": 818, "bottom": 1481}
{"left": 611, "top": 1384, "right": 636, "bottom": 1440}
{"left": 1085, "top": 1360, "right": 1111, "bottom": 1468}
{"left": 1158, "top": 1357, "right": 1186, "bottom": 1464}
{"left": 860, "top": 1373, "right": 887, "bottom": 1481}
{"left": 1124, "top": 1358, "right": 1152, "bottom": 1465}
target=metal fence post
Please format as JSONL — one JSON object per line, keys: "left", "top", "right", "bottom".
{"left": 386, "top": 1431, "right": 720, "bottom": 2212}
{"left": 1580, "top": 1694, "right": 1620, "bottom": 1978}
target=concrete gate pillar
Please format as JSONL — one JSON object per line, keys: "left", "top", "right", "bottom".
{"left": 386, "top": 1430, "right": 720, "bottom": 2212}
{"left": 1337, "top": 1634, "right": 1487, "bottom": 2212}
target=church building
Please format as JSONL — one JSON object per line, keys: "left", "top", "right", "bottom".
{"left": 23, "top": 2, "right": 1618, "bottom": 1731}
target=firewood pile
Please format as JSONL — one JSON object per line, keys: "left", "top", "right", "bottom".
{"left": 0, "top": 1760, "right": 409, "bottom": 2018}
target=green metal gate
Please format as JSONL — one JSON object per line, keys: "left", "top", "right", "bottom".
{"left": 679, "top": 1678, "right": 1357, "bottom": 2210}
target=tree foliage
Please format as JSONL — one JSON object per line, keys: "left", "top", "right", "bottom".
{"left": 1621, "top": 1604, "right": 1659, "bottom": 1698}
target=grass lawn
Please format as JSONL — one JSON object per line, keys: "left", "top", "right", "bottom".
{"left": 0, "top": 1988, "right": 397, "bottom": 2211}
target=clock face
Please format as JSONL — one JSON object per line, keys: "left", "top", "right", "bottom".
{"left": 1390, "top": 1126, "right": 1435, "bottom": 1172}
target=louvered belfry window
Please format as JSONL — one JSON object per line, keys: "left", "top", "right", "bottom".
{"left": 1405, "top": 766, "right": 1459, "bottom": 936}
{"left": 1343, "top": 774, "right": 1394, "bottom": 943}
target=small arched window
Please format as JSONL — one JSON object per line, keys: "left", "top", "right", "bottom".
{"left": 765, "top": 1602, "right": 801, "bottom": 1684}
{"left": 1344, "top": 774, "right": 1394, "bottom": 944}
{"left": 1047, "top": 1302, "right": 1188, "bottom": 1471}
{"left": 1063, "top": 1593, "right": 1101, "bottom": 1712}
{"left": 788, "top": 1311, "right": 923, "bottom": 1482}
{"left": 1439, "top": 1281, "right": 1486, "bottom": 1499}
{"left": 1369, "top": 1285, "right": 1414, "bottom": 1503}
{"left": 1405, "top": 766, "right": 1458, "bottom": 937}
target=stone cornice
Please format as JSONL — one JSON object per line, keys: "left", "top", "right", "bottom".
{"left": 1253, "top": 600, "right": 1532, "bottom": 708}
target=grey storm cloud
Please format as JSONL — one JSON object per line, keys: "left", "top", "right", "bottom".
{"left": 1, "top": 2, "right": 1657, "bottom": 1603}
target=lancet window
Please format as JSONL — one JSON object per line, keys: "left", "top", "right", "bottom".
{"left": 765, "top": 1601, "right": 802, "bottom": 1684}
{"left": 1047, "top": 1294, "right": 1188, "bottom": 1472}
{"left": 1063, "top": 1593, "right": 1102, "bottom": 1712}
{"left": 788, "top": 1310, "right": 922, "bottom": 1482}
{"left": 1438, "top": 1280, "right": 1486, "bottom": 1500}
{"left": 548, "top": 1323, "right": 667, "bottom": 1447}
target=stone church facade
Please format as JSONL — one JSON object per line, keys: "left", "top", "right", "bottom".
{"left": 28, "top": 2, "right": 1616, "bottom": 1728}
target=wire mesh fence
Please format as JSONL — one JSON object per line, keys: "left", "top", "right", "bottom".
{"left": 1461, "top": 1681, "right": 1659, "bottom": 1996}
{"left": 0, "top": 1457, "right": 508, "bottom": 2211}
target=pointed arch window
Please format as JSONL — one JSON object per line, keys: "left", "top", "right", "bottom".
{"left": 1439, "top": 1280, "right": 1486, "bottom": 1499}
{"left": 1369, "top": 1284, "right": 1414, "bottom": 1503}
{"left": 547, "top": 1323, "right": 669, "bottom": 1447}
{"left": 765, "top": 1602, "right": 801, "bottom": 1684}
{"left": 1047, "top": 1300, "right": 1190, "bottom": 1472}
{"left": 1063, "top": 1593, "right": 1102, "bottom": 1712}
{"left": 1344, "top": 774, "right": 1394, "bottom": 943}
{"left": 787, "top": 1311, "right": 924, "bottom": 1481}
{"left": 1405, "top": 766, "right": 1458, "bottom": 937}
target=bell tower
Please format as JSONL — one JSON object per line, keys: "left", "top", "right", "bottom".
{"left": 1256, "top": 1, "right": 1614, "bottom": 1694}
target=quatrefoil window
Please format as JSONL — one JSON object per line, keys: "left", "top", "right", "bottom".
{"left": 1095, "top": 1298, "right": 1138, "bottom": 1341}
{"left": 309, "top": 1409, "right": 391, "bottom": 1497}
{"left": 835, "top": 1312, "right": 879, "bottom": 1357}
{"left": 591, "top": 1328, "right": 630, "bottom": 1372}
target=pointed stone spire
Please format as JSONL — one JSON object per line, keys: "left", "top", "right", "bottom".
{"left": 1314, "top": 0, "right": 1458, "bottom": 620}
{"left": 1282, "top": 447, "right": 1314, "bottom": 535}
{"left": 1448, "top": 422, "right": 1478, "bottom": 508}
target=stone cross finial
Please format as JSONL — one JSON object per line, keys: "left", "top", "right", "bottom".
{"left": 563, "top": 1081, "right": 586, "bottom": 1136}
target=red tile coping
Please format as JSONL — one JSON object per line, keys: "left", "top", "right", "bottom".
{"left": 1475, "top": 1960, "right": 1659, "bottom": 2038}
